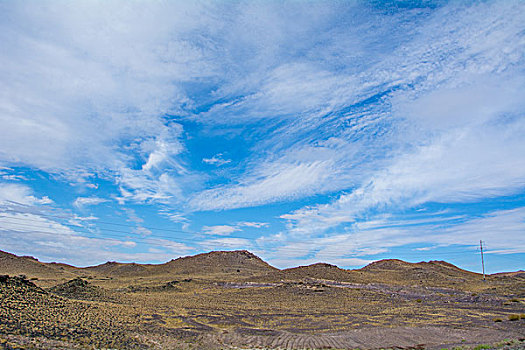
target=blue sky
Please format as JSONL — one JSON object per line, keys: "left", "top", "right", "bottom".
{"left": 0, "top": 1, "right": 524, "bottom": 272}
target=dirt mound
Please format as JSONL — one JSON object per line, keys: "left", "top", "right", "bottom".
{"left": 49, "top": 277, "right": 110, "bottom": 301}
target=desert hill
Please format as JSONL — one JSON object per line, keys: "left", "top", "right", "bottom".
{"left": 354, "top": 258, "right": 484, "bottom": 287}
{"left": 81, "top": 250, "right": 277, "bottom": 279}
{"left": 161, "top": 249, "right": 277, "bottom": 275}
{"left": 0, "top": 250, "right": 78, "bottom": 281}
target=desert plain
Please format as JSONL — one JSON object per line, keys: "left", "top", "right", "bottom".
{"left": 0, "top": 249, "right": 524, "bottom": 350}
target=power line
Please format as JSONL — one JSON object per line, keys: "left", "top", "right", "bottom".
{"left": 1, "top": 209, "right": 202, "bottom": 235}
{"left": 0, "top": 217, "right": 484, "bottom": 258}
{"left": 0, "top": 212, "right": 264, "bottom": 242}
{"left": 0, "top": 220, "right": 249, "bottom": 249}
{"left": 0, "top": 214, "right": 479, "bottom": 255}
{"left": 1, "top": 212, "right": 518, "bottom": 260}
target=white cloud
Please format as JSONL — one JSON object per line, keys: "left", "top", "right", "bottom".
{"left": 202, "top": 225, "right": 240, "bottom": 236}
{"left": 0, "top": 182, "right": 53, "bottom": 206}
{"left": 202, "top": 153, "right": 231, "bottom": 166}
{"left": 187, "top": 1, "right": 525, "bottom": 213}
{"left": 276, "top": 1, "right": 525, "bottom": 236}
{"left": 67, "top": 215, "right": 98, "bottom": 227}
{"left": 0, "top": 1, "right": 216, "bottom": 201}
{"left": 73, "top": 196, "right": 108, "bottom": 209}
{"left": 144, "top": 238, "right": 194, "bottom": 255}
{"left": 190, "top": 161, "right": 331, "bottom": 210}
{"left": 238, "top": 221, "right": 269, "bottom": 228}
{"left": 120, "top": 241, "right": 137, "bottom": 248}
{"left": 199, "top": 237, "right": 252, "bottom": 251}
{"left": 189, "top": 141, "right": 362, "bottom": 210}
{"left": 396, "top": 76, "right": 525, "bottom": 130}
{"left": 282, "top": 117, "right": 525, "bottom": 235}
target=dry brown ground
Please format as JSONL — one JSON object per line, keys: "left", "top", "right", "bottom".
{"left": 1, "top": 250, "right": 524, "bottom": 349}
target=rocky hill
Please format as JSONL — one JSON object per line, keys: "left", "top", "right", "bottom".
{"left": 159, "top": 250, "right": 278, "bottom": 276}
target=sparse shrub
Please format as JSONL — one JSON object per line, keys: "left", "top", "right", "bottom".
{"left": 520, "top": 314, "right": 525, "bottom": 319}
{"left": 416, "top": 299, "right": 422, "bottom": 303}
{"left": 473, "top": 345, "right": 491, "bottom": 350}
{"left": 510, "top": 298, "right": 520, "bottom": 302}
{"left": 508, "top": 314, "right": 520, "bottom": 321}
{"left": 493, "top": 317, "right": 503, "bottom": 322}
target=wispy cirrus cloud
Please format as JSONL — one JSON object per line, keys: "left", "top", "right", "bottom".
{"left": 73, "top": 196, "right": 108, "bottom": 209}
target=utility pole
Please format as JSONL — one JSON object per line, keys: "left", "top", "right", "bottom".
{"left": 480, "top": 240, "right": 485, "bottom": 281}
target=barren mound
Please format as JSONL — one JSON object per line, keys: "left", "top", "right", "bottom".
{"left": 49, "top": 277, "right": 110, "bottom": 301}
